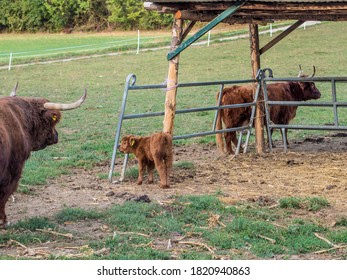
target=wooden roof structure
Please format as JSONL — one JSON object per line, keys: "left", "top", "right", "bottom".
{"left": 143, "top": 1, "right": 347, "bottom": 153}
{"left": 145, "top": 0, "right": 347, "bottom": 23}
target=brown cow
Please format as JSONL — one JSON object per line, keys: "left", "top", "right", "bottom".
{"left": 216, "top": 67, "right": 321, "bottom": 154}
{"left": 119, "top": 132, "right": 173, "bottom": 188}
{"left": 0, "top": 89, "right": 87, "bottom": 228}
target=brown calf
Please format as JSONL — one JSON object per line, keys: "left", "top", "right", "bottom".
{"left": 119, "top": 132, "right": 173, "bottom": 188}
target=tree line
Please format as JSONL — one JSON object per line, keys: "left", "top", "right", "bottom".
{"left": 0, "top": 0, "right": 173, "bottom": 32}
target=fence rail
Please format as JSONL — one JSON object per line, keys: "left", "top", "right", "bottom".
{"left": 108, "top": 69, "right": 347, "bottom": 182}
{"left": 263, "top": 75, "right": 347, "bottom": 152}
{"left": 108, "top": 74, "right": 258, "bottom": 182}
{"left": 1, "top": 21, "right": 319, "bottom": 70}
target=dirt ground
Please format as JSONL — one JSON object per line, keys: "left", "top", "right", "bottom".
{"left": 2, "top": 133, "right": 347, "bottom": 259}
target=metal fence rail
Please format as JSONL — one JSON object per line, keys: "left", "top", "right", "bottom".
{"left": 263, "top": 76, "right": 347, "bottom": 152}
{"left": 108, "top": 74, "right": 259, "bottom": 182}
{"left": 108, "top": 70, "right": 347, "bottom": 182}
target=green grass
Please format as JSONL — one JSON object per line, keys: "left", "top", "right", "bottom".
{"left": 279, "top": 197, "right": 330, "bottom": 211}
{"left": 0, "top": 32, "right": 173, "bottom": 66}
{"left": 336, "top": 217, "right": 347, "bottom": 227}
{"left": 0, "top": 21, "right": 346, "bottom": 185}
{"left": 0, "top": 21, "right": 293, "bottom": 67}
{"left": 0, "top": 217, "right": 57, "bottom": 246}
{"left": 173, "top": 161, "right": 195, "bottom": 170}
{"left": 279, "top": 197, "right": 302, "bottom": 209}
{"left": 1, "top": 195, "right": 345, "bottom": 259}
{"left": 55, "top": 207, "right": 105, "bottom": 224}
{"left": 11, "top": 216, "right": 56, "bottom": 230}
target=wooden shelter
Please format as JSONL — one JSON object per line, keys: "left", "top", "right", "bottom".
{"left": 143, "top": 0, "right": 347, "bottom": 153}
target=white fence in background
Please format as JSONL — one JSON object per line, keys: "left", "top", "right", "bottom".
{"left": 1, "top": 22, "right": 320, "bottom": 71}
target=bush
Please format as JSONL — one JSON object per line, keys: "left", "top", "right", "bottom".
{"left": 0, "top": 0, "right": 173, "bottom": 32}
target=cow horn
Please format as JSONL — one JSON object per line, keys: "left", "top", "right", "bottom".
{"left": 297, "top": 64, "right": 304, "bottom": 77}
{"left": 309, "top": 65, "right": 316, "bottom": 78}
{"left": 10, "top": 82, "right": 19, "bottom": 97}
{"left": 43, "top": 89, "right": 87, "bottom": 111}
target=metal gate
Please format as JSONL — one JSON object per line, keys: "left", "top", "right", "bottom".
{"left": 108, "top": 69, "right": 347, "bottom": 182}
{"left": 108, "top": 73, "right": 261, "bottom": 182}
{"left": 261, "top": 70, "right": 347, "bottom": 152}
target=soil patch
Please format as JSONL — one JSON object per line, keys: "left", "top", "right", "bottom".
{"left": 3, "top": 134, "right": 347, "bottom": 259}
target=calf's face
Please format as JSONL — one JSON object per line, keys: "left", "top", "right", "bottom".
{"left": 119, "top": 135, "right": 137, "bottom": 153}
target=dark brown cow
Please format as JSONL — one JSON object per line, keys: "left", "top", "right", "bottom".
{"left": 0, "top": 89, "right": 87, "bottom": 227}
{"left": 119, "top": 132, "right": 173, "bottom": 188}
{"left": 216, "top": 67, "right": 321, "bottom": 154}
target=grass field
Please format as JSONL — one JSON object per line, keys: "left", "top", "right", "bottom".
{"left": 1, "top": 194, "right": 346, "bottom": 260}
{"left": 0, "top": 21, "right": 347, "bottom": 260}
{"left": 0, "top": 21, "right": 295, "bottom": 67}
{"left": 1, "top": 21, "right": 346, "bottom": 185}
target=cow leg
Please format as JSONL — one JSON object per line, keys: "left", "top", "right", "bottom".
{"left": 284, "top": 128, "right": 290, "bottom": 146}
{"left": 147, "top": 161, "right": 155, "bottom": 184}
{"left": 153, "top": 156, "right": 171, "bottom": 189}
{"left": 231, "top": 132, "right": 238, "bottom": 149}
{"left": 0, "top": 191, "right": 12, "bottom": 228}
{"left": 269, "top": 128, "right": 276, "bottom": 148}
{"left": 137, "top": 160, "right": 146, "bottom": 185}
{"left": 224, "top": 132, "right": 234, "bottom": 154}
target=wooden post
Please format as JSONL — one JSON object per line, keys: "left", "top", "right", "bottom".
{"left": 163, "top": 16, "right": 183, "bottom": 134}
{"left": 249, "top": 23, "right": 265, "bottom": 154}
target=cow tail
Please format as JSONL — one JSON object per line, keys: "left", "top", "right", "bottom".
{"left": 215, "top": 93, "right": 225, "bottom": 154}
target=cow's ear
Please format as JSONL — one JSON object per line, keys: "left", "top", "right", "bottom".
{"left": 129, "top": 137, "right": 136, "bottom": 146}
{"left": 45, "top": 110, "right": 61, "bottom": 124}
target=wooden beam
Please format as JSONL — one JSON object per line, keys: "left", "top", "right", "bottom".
{"left": 249, "top": 23, "right": 265, "bottom": 154}
{"left": 260, "top": 20, "right": 304, "bottom": 55}
{"left": 173, "top": 10, "right": 273, "bottom": 24}
{"left": 144, "top": 2, "right": 347, "bottom": 22}
{"left": 242, "top": 3, "right": 347, "bottom": 11}
{"left": 182, "top": 20, "right": 197, "bottom": 41}
{"left": 163, "top": 17, "right": 183, "bottom": 135}
{"left": 168, "top": 2, "right": 246, "bottom": 60}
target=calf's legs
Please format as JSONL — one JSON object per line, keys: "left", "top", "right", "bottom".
{"left": 147, "top": 162, "right": 155, "bottom": 184}
{"left": 153, "top": 154, "right": 173, "bottom": 189}
{"left": 137, "top": 159, "right": 146, "bottom": 185}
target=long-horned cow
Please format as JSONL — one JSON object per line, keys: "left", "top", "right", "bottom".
{"left": 0, "top": 87, "right": 87, "bottom": 227}
{"left": 216, "top": 67, "right": 321, "bottom": 154}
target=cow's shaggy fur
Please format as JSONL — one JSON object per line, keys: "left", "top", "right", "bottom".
{"left": 0, "top": 96, "right": 61, "bottom": 227}
{"left": 216, "top": 80, "right": 321, "bottom": 154}
{"left": 119, "top": 132, "right": 173, "bottom": 188}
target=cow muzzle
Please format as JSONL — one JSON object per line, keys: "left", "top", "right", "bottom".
{"left": 53, "top": 130, "right": 59, "bottom": 144}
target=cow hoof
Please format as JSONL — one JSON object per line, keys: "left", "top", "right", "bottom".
{"left": 148, "top": 180, "right": 154, "bottom": 184}
{"left": 137, "top": 181, "right": 143, "bottom": 185}
{"left": 1, "top": 221, "right": 10, "bottom": 229}
{"left": 160, "top": 184, "right": 170, "bottom": 189}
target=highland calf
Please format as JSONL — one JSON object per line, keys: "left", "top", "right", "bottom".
{"left": 119, "top": 132, "right": 173, "bottom": 188}
{"left": 0, "top": 88, "right": 86, "bottom": 228}
{"left": 216, "top": 67, "right": 321, "bottom": 154}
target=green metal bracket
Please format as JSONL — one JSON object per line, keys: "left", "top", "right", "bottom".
{"left": 167, "top": 1, "right": 246, "bottom": 61}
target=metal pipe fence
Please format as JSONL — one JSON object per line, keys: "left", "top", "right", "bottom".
{"left": 108, "top": 74, "right": 258, "bottom": 182}
{"left": 263, "top": 76, "right": 347, "bottom": 152}
{"left": 108, "top": 70, "right": 347, "bottom": 182}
